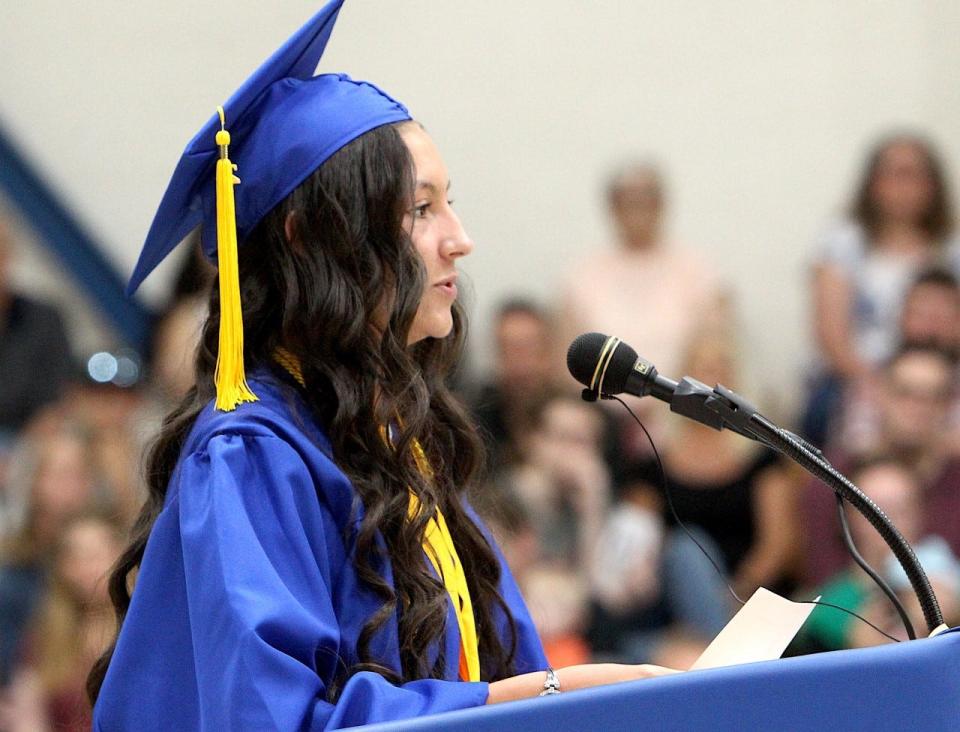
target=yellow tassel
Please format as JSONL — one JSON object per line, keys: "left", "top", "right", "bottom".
{"left": 213, "top": 106, "right": 257, "bottom": 411}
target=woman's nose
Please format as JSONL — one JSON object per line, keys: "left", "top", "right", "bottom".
{"left": 442, "top": 211, "right": 474, "bottom": 259}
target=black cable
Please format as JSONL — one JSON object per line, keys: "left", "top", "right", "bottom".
{"left": 801, "top": 599, "right": 899, "bottom": 644}
{"left": 835, "top": 494, "right": 916, "bottom": 640}
{"left": 609, "top": 395, "right": 901, "bottom": 645}
{"left": 610, "top": 396, "right": 744, "bottom": 607}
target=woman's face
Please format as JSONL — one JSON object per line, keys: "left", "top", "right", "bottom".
{"left": 870, "top": 141, "right": 935, "bottom": 226}
{"left": 33, "top": 434, "right": 95, "bottom": 522}
{"left": 400, "top": 124, "right": 474, "bottom": 345}
{"left": 58, "top": 518, "right": 121, "bottom": 606}
{"left": 610, "top": 171, "right": 663, "bottom": 250}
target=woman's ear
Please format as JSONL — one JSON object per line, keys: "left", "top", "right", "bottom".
{"left": 284, "top": 212, "right": 298, "bottom": 246}
{"left": 284, "top": 211, "right": 309, "bottom": 258}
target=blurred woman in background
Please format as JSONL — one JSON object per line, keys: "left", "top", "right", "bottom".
{"left": 0, "top": 424, "right": 102, "bottom": 686}
{"left": 652, "top": 329, "right": 799, "bottom": 598}
{"left": 806, "top": 132, "right": 955, "bottom": 445}
{"left": 150, "top": 241, "right": 216, "bottom": 406}
{"left": 0, "top": 512, "right": 121, "bottom": 732}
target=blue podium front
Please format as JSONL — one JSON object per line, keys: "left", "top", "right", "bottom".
{"left": 360, "top": 628, "right": 960, "bottom": 731}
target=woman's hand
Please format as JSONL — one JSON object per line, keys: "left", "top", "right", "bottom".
{"left": 486, "top": 663, "right": 679, "bottom": 704}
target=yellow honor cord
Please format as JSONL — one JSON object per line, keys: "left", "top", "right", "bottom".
{"left": 213, "top": 106, "right": 258, "bottom": 412}
{"left": 272, "top": 352, "right": 480, "bottom": 681}
{"left": 408, "top": 440, "right": 481, "bottom": 683}
{"left": 274, "top": 347, "right": 305, "bottom": 387}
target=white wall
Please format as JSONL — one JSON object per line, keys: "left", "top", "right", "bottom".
{"left": 2, "top": 1, "right": 959, "bottom": 417}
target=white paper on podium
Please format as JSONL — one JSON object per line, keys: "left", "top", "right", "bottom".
{"left": 691, "top": 587, "right": 818, "bottom": 671}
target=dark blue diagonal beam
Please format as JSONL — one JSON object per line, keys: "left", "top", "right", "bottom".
{"left": 0, "top": 117, "right": 153, "bottom": 353}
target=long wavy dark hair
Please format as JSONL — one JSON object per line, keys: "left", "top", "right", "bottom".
{"left": 87, "top": 121, "right": 516, "bottom": 704}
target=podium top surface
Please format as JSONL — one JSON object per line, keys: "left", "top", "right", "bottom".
{"left": 358, "top": 628, "right": 960, "bottom": 732}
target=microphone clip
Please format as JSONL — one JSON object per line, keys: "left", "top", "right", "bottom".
{"left": 580, "top": 388, "right": 616, "bottom": 403}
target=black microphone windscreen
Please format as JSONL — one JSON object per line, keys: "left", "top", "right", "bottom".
{"left": 566, "top": 332, "right": 638, "bottom": 395}
{"left": 566, "top": 332, "right": 608, "bottom": 386}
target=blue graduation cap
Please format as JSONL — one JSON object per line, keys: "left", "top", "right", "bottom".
{"left": 128, "top": 0, "right": 411, "bottom": 410}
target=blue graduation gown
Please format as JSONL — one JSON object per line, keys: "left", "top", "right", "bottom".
{"left": 93, "top": 370, "right": 546, "bottom": 730}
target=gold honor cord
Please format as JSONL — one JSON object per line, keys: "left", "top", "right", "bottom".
{"left": 273, "top": 351, "right": 480, "bottom": 681}
{"left": 406, "top": 454, "right": 481, "bottom": 683}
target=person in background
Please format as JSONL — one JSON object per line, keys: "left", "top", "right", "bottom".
{"left": 642, "top": 328, "right": 800, "bottom": 598}
{"left": 805, "top": 132, "right": 955, "bottom": 445}
{"left": 150, "top": 240, "right": 216, "bottom": 405}
{"left": 473, "top": 485, "right": 592, "bottom": 670}
{"left": 470, "top": 299, "right": 557, "bottom": 471}
{"left": 840, "top": 268, "right": 960, "bottom": 453}
{"left": 0, "top": 217, "right": 74, "bottom": 437}
{"left": 494, "top": 392, "right": 612, "bottom": 572}
{"left": 585, "top": 464, "right": 733, "bottom": 669}
{"left": 803, "top": 345, "right": 960, "bottom": 585}
{"left": 898, "top": 267, "right": 960, "bottom": 357}
{"left": 0, "top": 511, "right": 122, "bottom": 732}
{"left": 798, "top": 458, "right": 960, "bottom": 652}
{"left": 469, "top": 485, "right": 540, "bottom": 594}
{"left": 0, "top": 423, "right": 101, "bottom": 686}
{"left": 63, "top": 356, "right": 154, "bottom": 528}
{"left": 522, "top": 565, "right": 592, "bottom": 669}
{"left": 556, "top": 160, "right": 728, "bottom": 457}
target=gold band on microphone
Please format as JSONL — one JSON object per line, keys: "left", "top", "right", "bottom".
{"left": 589, "top": 336, "right": 621, "bottom": 395}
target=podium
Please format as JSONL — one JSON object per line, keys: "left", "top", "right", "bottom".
{"left": 360, "top": 628, "right": 960, "bottom": 731}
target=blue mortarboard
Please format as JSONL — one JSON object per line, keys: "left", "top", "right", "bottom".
{"left": 127, "top": 0, "right": 412, "bottom": 411}
{"left": 128, "top": 0, "right": 411, "bottom": 295}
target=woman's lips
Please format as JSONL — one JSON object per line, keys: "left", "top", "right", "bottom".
{"left": 435, "top": 276, "right": 458, "bottom": 298}
{"left": 436, "top": 281, "right": 458, "bottom": 298}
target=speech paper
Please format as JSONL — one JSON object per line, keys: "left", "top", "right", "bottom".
{"left": 691, "top": 587, "right": 818, "bottom": 671}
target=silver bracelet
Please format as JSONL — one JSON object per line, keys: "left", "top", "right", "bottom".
{"left": 539, "top": 667, "right": 561, "bottom": 696}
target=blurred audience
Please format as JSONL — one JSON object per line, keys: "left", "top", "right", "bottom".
{"left": 0, "top": 512, "right": 121, "bottom": 732}
{"left": 0, "top": 218, "right": 74, "bottom": 439}
{"left": 803, "top": 345, "right": 960, "bottom": 585}
{"left": 476, "top": 387, "right": 733, "bottom": 668}
{"left": 4, "top": 128, "right": 960, "bottom": 728}
{"left": 477, "top": 486, "right": 594, "bottom": 669}
{"left": 556, "top": 161, "right": 729, "bottom": 457}
{"left": 805, "top": 132, "right": 956, "bottom": 445}
{"left": 0, "top": 424, "right": 102, "bottom": 685}
{"left": 841, "top": 268, "right": 960, "bottom": 453}
{"left": 585, "top": 468, "right": 733, "bottom": 667}
{"left": 478, "top": 391, "right": 617, "bottom": 666}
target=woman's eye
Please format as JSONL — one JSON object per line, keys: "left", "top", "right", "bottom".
{"left": 413, "top": 203, "right": 429, "bottom": 218}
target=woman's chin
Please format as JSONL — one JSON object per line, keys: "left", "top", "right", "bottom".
{"left": 407, "top": 314, "right": 454, "bottom": 346}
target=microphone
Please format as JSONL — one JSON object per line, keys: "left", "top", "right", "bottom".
{"left": 566, "top": 331, "right": 759, "bottom": 437}
{"left": 566, "top": 331, "right": 822, "bottom": 450}
{"left": 566, "top": 332, "right": 677, "bottom": 404}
